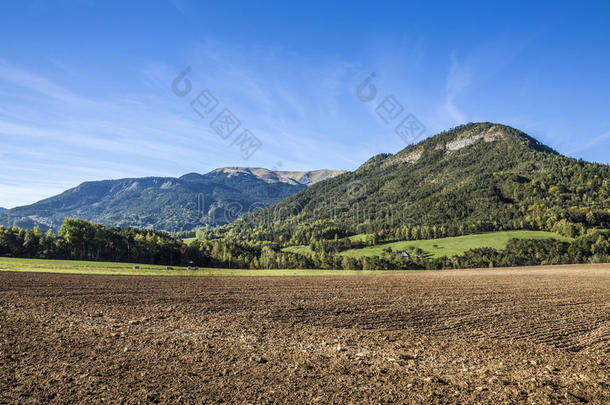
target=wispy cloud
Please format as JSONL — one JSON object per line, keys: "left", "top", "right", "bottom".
{"left": 565, "top": 132, "right": 610, "bottom": 157}
{"left": 0, "top": 61, "right": 85, "bottom": 104}
{"left": 0, "top": 47, "right": 382, "bottom": 207}
{"left": 443, "top": 53, "right": 470, "bottom": 123}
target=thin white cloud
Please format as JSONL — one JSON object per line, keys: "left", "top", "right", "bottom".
{"left": 0, "top": 54, "right": 379, "bottom": 207}
{"left": 565, "top": 132, "right": 610, "bottom": 156}
{"left": 444, "top": 53, "right": 470, "bottom": 124}
{"left": 0, "top": 61, "right": 86, "bottom": 104}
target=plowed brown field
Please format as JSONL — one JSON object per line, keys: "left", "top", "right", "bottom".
{"left": 1, "top": 264, "right": 609, "bottom": 403}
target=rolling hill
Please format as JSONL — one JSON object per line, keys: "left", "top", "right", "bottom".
{"left": 0, "top": 168, "right": 344, "bottom": 232}
{"left": 220, "top": 122, "right": 609, "bottom": 245}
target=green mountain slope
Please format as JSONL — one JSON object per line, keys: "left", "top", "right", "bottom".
{"left": 221, "top": 123, "right": 609, "bottom": 245}
{"left": 0, "top": 168, "right": 344, "bottom": 232}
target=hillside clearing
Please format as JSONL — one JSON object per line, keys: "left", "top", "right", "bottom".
{"left": 339, "top": 230, "right": 572, "bottom": 258}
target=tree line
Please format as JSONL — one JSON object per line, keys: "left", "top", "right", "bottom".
{"left": 0, "top": 218, "right": 184, "bottom": 265}
{"left": 1, "top": 218, "right": 608, "bottom": 270}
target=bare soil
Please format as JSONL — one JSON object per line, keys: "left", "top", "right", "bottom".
{"left": 1, "top": 264, "right": 609, "bottom": 403}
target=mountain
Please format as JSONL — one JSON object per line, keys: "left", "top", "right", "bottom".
{"left": 0, "top": 208, "right": 5, "bottom": 212}
{"left": 0, "top": 168, "right": 345, "bottom": 232}
{"left": 222, "top": 123, "right": 609, "bottom": 245}
{"left": 207, "top": 167, "right": 344, "bottom": 186}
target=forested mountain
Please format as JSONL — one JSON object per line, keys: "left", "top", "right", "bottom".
{"left": 0, "top": 168, "right": 344, "bottom": 232}
{"left": 214, "top": 123, "right": 609, "bottom": 245}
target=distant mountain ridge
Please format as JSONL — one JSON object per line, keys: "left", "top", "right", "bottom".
{"left": 206, "top": 167, "right": 344, "bottom": 186}
{"left": 0, "top": 168, "right": 346, "bottom": 232}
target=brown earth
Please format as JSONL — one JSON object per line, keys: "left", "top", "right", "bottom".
{"left": 1, "top": 264, "right": 609, "bottom": 404}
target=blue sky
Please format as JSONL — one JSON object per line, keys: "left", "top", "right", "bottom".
{"left": 1, "top": 0, "right": 609, "bottom": 208}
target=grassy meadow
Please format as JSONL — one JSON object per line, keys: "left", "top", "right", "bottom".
{"left": 339, "top": 230, "right": 572, "bottom": 258}
{"left": 0, "top": 257, "right": 397, "bottom": 277}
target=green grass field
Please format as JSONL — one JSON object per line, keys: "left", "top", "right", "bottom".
{"left": 182, "top": 237, "right": 198, "bottom": 244}
{"left": 0, "top": 257, "right": 396, "bottom": 277}
{"left": 282, "top": 245, "right": 313, "bottom": 256}
{"left": 339, "top": 231, "right": 572, "bottom": 259}
{"left": 348, "top": 234, "right": 373, "bottom": 242}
